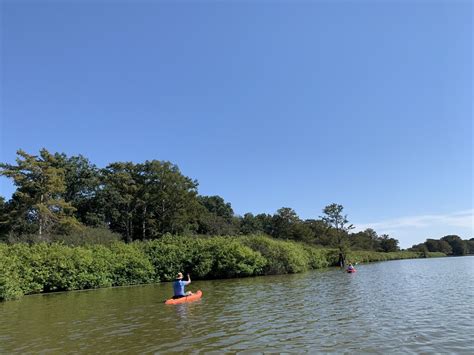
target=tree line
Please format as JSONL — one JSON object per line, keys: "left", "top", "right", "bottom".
{"left": 1, "top": 148, "right": 402, "bottom": 252}
{"left": 409, "top": 235, "right": 474, "bottom": 256}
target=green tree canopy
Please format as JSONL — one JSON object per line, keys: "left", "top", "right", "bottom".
{"left": 378, "top": 234, "right": 400, "bottom": 252}
{"left": 53, "top": 153, "right": 103, "bottom": 226}
{"left": 100, "top": 160, "right": 200, "bottom": 241}
{"left": 320, "top": 203, "right": 354, "bottom": 252}
{"left": 441, "top": 235, "right": 467, "bottom": 256}
{"left": 271, "top": 207, "right": 312, "bottom": 242}
{"left": 239, "top": 213, "right": 265, "bottom": 235}
{"left": 350, "top": 228, "right": 380, "bottom": 251}
{"left": 0, "top": 149, "right": 82, "bottom": 237}
{"left": 196, "top": 195, "right": 238, "bottom": 235}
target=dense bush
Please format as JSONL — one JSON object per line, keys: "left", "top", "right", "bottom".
{"left": 345, "top": 250, "right": 445, "bottom": 264}
{"left": 0, "top": 244, "right": 23, "bottom": 300}
{"left": 0, "top": 235, "right": 446, "bottom": 301}
{"left": 108, "top": 243, "right": 157, "bottom": 286}
{"left": 203, "top": 237, "right": 266, "bottom": 278}
{"left": 139, "top": 236, "right": 266, "bottom": 280}
{"left": 241, "top": 235, "right": 311, "bottom": 274}
{"left": 303, "top": 246, "right": 331, "bottom": 269}
{"left": 140, "top": 239, "right": 191, "bottom": 281}
{"left": 6, "top": 227, "right": 121, "bottom": 246}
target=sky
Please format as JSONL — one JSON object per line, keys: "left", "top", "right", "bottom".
{"left": 1, "top": 0, "right": 472, "bottom": 248}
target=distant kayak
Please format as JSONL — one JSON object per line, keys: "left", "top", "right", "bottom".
{"left": 346, "top": 269, "right": 356, "bottom": 273}
{"left": 165, "top": 290, "right": 203, "bottom": 305}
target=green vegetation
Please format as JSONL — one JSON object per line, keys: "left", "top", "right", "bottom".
{"left": 0, "top": 149, "right": 405, "bottom": 253}
{"left": 0, "top": 149, "right": 461, "bottom": 302}
{"left": 345, "top": 250, "right": 445, "bottom": 263}
{"left": 410, "top": 235, "right": 474, "bottom": 256}
{"left": 0, "top": 235, "right": 444, "bottom": 301}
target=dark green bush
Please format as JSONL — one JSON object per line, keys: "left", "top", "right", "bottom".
{"left": 0, "top": 235, "right": 446, "bottom": 302}
{"left": 0, "top": 244, "right": 23, "bottom": 300}
{"left": 108, "top": 242, "right": 157, "bottom": 286}
{"left": 203, "top": 237, "right": 266, "bottom": 278}
{"left": 241, "top": 235, "right": 310, "bottom": 274}
{"left": 11, "top": 243, "right": 108, "bottom": 293}
{"left": 11, "top": 243, "right": 49, "bottom": 294}
{"left": 50, "top": 227, "right": 122, "bottom": 246}
{"left": 140, "top": 236, "right": 265, "bottom": 280}
{"left": 303, "top": 245, "right": 330, "bottom": 269}
{"left": 140, "top": 239, "right": 190, "bottom": 281}
{"left": 6, "top": 227, "right": 121, "bottom": 246}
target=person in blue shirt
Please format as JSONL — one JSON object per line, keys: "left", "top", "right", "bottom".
{"left": 172, "top": 272, "right": 192, "bottom": 299}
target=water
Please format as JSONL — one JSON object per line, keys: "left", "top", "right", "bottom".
{"left": 1, "top": 256, "right": 473, "bottom": 353}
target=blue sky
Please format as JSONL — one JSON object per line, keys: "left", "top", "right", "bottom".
{"left": 1, "top": 0, "right": 472, "bottom": 248}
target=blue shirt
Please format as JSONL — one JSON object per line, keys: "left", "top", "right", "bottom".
{"left": 173, "top": 280, "right": 188, "bottom": 296}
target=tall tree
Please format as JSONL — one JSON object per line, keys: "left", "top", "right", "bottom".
{"left": 320, "top": 203, "right": 354, "bottom": 251}
{"left": 196, "top": 195, "right": 238, "bottom": 235}
{"left": 0, "top": 197, "right": 10, "bottom": 241}
{"left": 198, "top": 195, "right": 234, "bottom": 221}
{"left": 304, "top": 219, "right": 332, "bottom": 246}
{"left": 142, "top": 160, "right": 200, "bottom": 236}
{"left": 271, "top": 207, "right": 312, "bottom": 241}
{"left": 350, "top": 228, "right": 380, "bottom": 251}
{"left": 53, "top": 153, "right": 103, "bottom": 226}
{"left": 255, "top": 213, "right": 273, "bottom": 236}
{"left": 378, "top": 234, "right": 400, "bottom": 252}
{"left": 100, "top": 162, "right": 139, "bottom": 242}
{"left": 271, "top": 207, "right": 299, "bottom": 239}
{"left": 321, "top": 203, "right": 354, "bottom": 233}
{"left": 425, "top": 238, "right": 452, "bottom": 254}
{"left": 240, "top": 213, "right": 265, "bottom": 235}
{"left": 441, "top": 235, "right": 467, "bottom": 256}
{"left": 100, "top": 160, "right": 200, "bottom": 240}
{"left": 467, "top": 239, "right": 474, "bottom": 254}
{"left": 0, "top": 149, "right": 82, "bottom": 237}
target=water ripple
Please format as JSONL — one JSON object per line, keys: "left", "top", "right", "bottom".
{"left": 1, "top": 257, "right": 473, "bottom": 353}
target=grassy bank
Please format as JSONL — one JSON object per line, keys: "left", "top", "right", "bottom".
{"left": 0, "top": 235, "right": 445, "bottom": 301}
{"left": 345, "top": 250, "right": 445, "bottom": 263}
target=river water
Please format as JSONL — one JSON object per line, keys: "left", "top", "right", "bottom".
{"left": 1, "top": 256, "right": 473, "bottom": 353}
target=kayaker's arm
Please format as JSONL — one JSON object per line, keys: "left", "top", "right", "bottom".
{"left": 186, "top": 273, "right": 191, "bottom": 285}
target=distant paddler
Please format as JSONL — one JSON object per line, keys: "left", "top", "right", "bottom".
{"left": 346, "top": 263, "right": 356, "bottom": 273}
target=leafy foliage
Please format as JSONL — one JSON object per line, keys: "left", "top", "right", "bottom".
{"left": 410, "top": 235, "right": 471, "bottom": 256}
{"left": 0, "top": 235, "right": 446, "bottom": 301}
{"left": 3, "top": 149, "right": 465, "bottom": 262}
{"left": 0, "top": 149, "right": 81, "bottom": 237}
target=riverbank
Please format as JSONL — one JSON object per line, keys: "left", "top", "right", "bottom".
{"left": 0, "top": 235, "right": 445, "bottom": 301}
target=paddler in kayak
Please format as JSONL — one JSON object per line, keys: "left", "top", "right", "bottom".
{"left": 172, "top": 272, "right": 193, "bottom": 299}
{"left": 346, "top": 263, "right": 355, "bottom": 272}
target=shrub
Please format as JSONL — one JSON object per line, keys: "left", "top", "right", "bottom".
{"left": 303, "top": 245, "right": 330, "bottom": 269}
{"left": 50, "top": 227, "right": 122, "bottom": 246}
{"left": 108, "top": 242, "right": 157, "bottom": 286}
{"left": 140, "top": 236, "right": 265, "bottom": 280}
{"left": 6, "top": 227, "right": 121, "bottom": 246}
{"left": 0, "top": 234, "right": 447, "bottom": 302}
{"left": 203, "top": 237, "right": 266, "bottom": 278}
{"left": 0, "top": 244, "right": 23, "bottom": 301}
{"left": 140, "top": 239, "right": 191, "bottom": 281}
{"left": 241, "top": 235, "right": 310, "bottom": 274}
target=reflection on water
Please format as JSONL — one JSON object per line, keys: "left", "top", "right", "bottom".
{"left": 1, "top": 256, "right": 473, "bottom": 353}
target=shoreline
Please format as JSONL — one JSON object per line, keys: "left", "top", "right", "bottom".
{"left": 0, "top": 235, "right": 446, "bottom": 301}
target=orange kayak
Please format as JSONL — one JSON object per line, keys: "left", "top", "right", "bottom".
{"left": 165, "top": 290, "right": 203, "bottom": 305}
